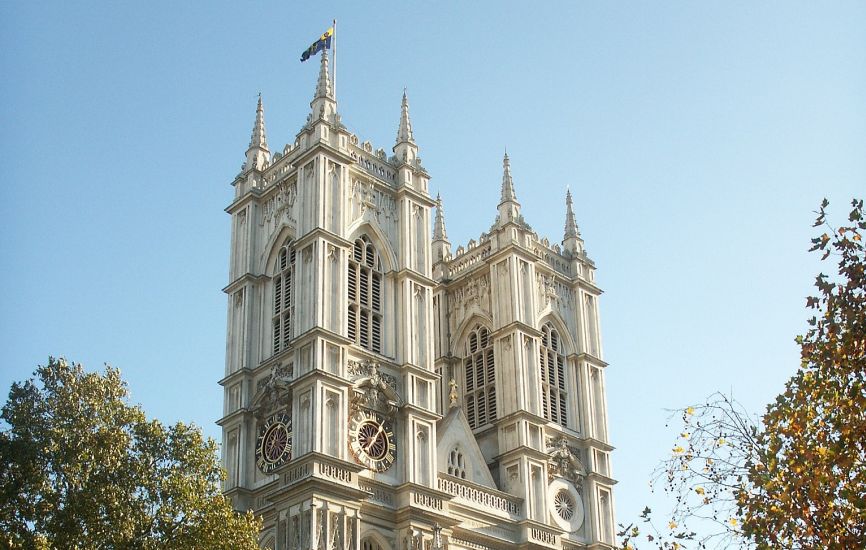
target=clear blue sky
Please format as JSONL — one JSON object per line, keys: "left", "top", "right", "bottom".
{"left": 2, "top": 0, "right": 864, "bottom": 534}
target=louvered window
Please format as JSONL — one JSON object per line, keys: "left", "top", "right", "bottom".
{"left": 540, "top": 323, "right": 568, "bottom": 427}
{"left": 348, "top": 236, "right": 383, "bottom": 353}
{"left": 464, "top": 325, "right": 497, "bottom": 430}
{"left": 272, "top": 242, "right": 296, "bottom": 355}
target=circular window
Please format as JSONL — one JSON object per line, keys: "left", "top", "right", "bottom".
{"left": 547, "top": 479, "right": 585, "bottom": 532}
{"left": 554, "top": 488, "right": 576, "bottom": 520}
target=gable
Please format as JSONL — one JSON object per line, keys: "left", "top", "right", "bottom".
{"left": 436, "top": 405, "right": 497, "bottom": 489}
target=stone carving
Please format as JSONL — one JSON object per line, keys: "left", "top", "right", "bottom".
{"left": 346, "top": 359, "right": 398, "bottom": 392}
{"left": 252, "top": 363, "right": 293, "bottom": 418}
{"left": 350, "top": 178, "right": 398, "bottom": 223}
{"left": 450, "top": 274, "right": 490, "bottom": 314}
{"left": 347, "top": 360, "right": 402, "bottom": 416}
{"left": 546, "top": 436, "right": 586, "bottom": 484}
{"left": 536, "top": 273, "right": 558, "bottom": 310}
{"left": 448, "top": 379, "right": 459, "bottom": 406}
{"left": 432, "top": 524, "right": 444, "bottom": 550}
{"left": 262, "top": 178, "right": 297, "bottom": 225}
{"left": 536, "top": 273, "right": 576, "bottom": 313}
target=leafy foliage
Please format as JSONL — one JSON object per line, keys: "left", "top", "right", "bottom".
{"left": 619, "top": 199, "right": 866, "bottom": 549}
{"left": 0, "top": 358, "right": 261, "bottom": 550}
{"left": 742, "top": 199, "right": 866, "bottom": 547}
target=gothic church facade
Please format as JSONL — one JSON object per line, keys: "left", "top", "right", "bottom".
{"left": 219, "top": 50, "right": 617, "bottom": 550}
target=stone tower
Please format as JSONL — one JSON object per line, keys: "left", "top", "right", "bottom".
{"left": 219, "top": 51, "right": 617, "bottom": 550}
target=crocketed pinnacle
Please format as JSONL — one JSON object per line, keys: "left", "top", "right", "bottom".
{"left": 396, "top": 89, "right": 415, "bottom": 144}
{"left": 564, "top": 188, "right": 579, "bottom": 238}
{"left": 248, "top": 93, "right": 269, "bottom": 151}
{"left": 500, "top": 152, "right": 517, "bottom": 203}
{"left": 433, "top": 193, "right": 448, "bottom": 241}
{"left": 313, "top": 47, "right": 333, "bottom": 100}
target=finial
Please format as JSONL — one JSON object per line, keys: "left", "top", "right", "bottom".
{"left": 396, "top": 88, "right": 415, "bottom": 144}
{"left": 500, "top": 151, "right": 517, "bottom": 203}
{"left": 314, "top": 47, "right": 333, "bottom": 100}
{"left": 249, "top": 94, "right": 268, "bottom": 150}
{"left": 433, "top": 193, "right": 449, "bottom": 241}
{"left": 564, "top": 188, "right": 579, "bottom": 239}
{"left": 244, "top": 93, "right": 270, "bottom": 172}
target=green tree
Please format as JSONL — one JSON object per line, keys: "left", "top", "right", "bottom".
{"left": 619, "top": 199, "right": 866, "bottom": 549}
{"left": 0, "top": 358, "right": 261, "bottom": 550}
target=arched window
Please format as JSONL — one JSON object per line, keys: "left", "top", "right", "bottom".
{"left": 448, "top": 447, "right": 466, "bottom": 479}
{"left": 463, "top": 325, "right": 496, "bottom": 430}
{"left": 348, "top": 236, "right": 383, "bottom": 354}
{"left": 272, "top": 241, "right": 296, "bottom": 355}
{"left": 540, "top": 323, "right": 568, "bottom": 426}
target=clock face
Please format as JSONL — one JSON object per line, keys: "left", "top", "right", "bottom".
{"left": 349, "top": 410, "right": 396, "bottom": 472}
{"left": 256, "top": 413, "right": 292, "bottom": 474}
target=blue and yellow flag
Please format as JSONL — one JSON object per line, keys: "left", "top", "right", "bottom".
{"left": 300, "top": 27, "right": 333, "bottom": 62}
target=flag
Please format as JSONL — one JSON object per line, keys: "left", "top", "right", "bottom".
{"left": 300, "top": 27, "right": 333, "bottom": 62}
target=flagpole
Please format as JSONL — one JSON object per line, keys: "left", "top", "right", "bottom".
{"left": 332, "top": 19, "right": 337, "bottom": 99}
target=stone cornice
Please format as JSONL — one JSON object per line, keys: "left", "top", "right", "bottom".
{"left": 222, "top": 273, "right": 267, "bottom": 294}
{"left": 394, "top": 184, "right": 436, "bottom": 207}
{"left": 292, "top": 226, "right": 353, "bottom": 250}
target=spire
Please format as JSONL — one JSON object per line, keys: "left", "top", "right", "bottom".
{"left": 500, "top": 152, "right": 517, "bottom": 203}
{"left": 433, "top": 193, "right": 449, "bottom": 241}
{"left": 563, "top": 187, "right": 584, "bottom": 255}
{"left": 496, "top": 151, "right": 522, "bottom": 228}
{"left": 314, "top": 47, "right": 333, "bottom": 100}
{"left": 244, "top": 94, "right": 270, "bottom": 172}
{"left": 564, "top": 188, "right": 579, "bottom": 238}
{"left": 432, "top": 193, "right": 452, "bottom": 263}
{"left": 309, "top": 48, "right": 337, "bottom": 124}
{"left": 249, "top": 93, "right": 268, "bottom": 150}
{"left": 393, "top": 89, "right": 419, "bottom": 166}
{"left": 396, "top": 89, "right": 415, "bottom": 144}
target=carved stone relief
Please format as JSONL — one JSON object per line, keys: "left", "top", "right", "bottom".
{"left": 546, "top": 436, "right": 586, "bottom": 484}
{"left": 346, "top": 360, "right": 401, "bottom": 416}
{"left": 350, "top": 179, "right": 398, "bottom": 219}
{"left": 262, "top": 178, "right": 297, "bottom": 226}
{"left": 448, "top": 274, "right": 490, "bottom": 318}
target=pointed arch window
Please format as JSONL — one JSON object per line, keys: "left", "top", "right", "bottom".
{"left": 272, "top": 241, "right": 296, "bottom": 355}
{"left": 463, "top": 325, "right": 496, "bottom": 430}
{"left": 348, "top": 236, "right": 383, "bottom": 354}
{"left": 540, "top": 323, "right": 568, "bottom": 426}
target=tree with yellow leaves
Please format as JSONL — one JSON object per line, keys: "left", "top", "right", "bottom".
{"left": 742, "top": 198, "right": 866, "bottom": 547}
{"left": 620, "top": 199, "right": 866, "bottom": 549}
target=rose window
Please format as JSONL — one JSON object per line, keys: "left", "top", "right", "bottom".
{"left": 554, "top": 488, "right": 576, "bottom": 521}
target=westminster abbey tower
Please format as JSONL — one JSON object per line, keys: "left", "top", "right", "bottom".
{"left": 219, "top": 50, "right": 617, "bottom": 550}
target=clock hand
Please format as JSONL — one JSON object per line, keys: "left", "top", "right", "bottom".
{"left": 363, "top": 423, "right": 386, "bottom": 453}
